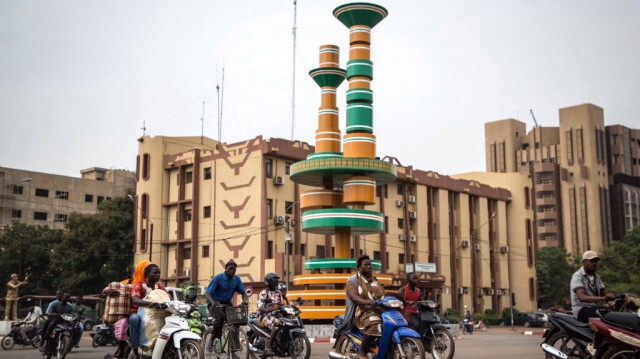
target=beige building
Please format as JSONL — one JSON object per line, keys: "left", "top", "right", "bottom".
{"left": 0, "top": 166, "right": 136, "bottom": 231}
{"left": 484, "top": 103, "right": 625, "bottom": 255}
{"left": 133, "top": 135, "right": 538, "bottom": 314}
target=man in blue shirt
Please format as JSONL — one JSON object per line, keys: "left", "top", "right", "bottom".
{"left": 205, "top": 259, "right": 247, "bottom": 351}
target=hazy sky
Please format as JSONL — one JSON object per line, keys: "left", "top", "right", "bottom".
{"left": 1, "top": 0, "right": 639, "bottom": 178}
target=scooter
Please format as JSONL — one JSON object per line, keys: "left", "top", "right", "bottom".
{"left": 91, "top": 323, "right": 117, "bottom": 347}
{"left": 247, "top": 299, "right": 310, "bottom": 359}
{"left": 0, "top": 321, "right": 42, "bottom": 349}
{"left": 129, "top": 301, "right": 204, "bottom": 359}
{"left": 413, "top": 300, "right": 455, "bottom": 359}
{"left": 43, "top": 313, "right": 77, "bottom": 359}
{"left": 541, "top": 309, "right": 593, "bottom": 359}
{"left": 330, "top": 296, "right": 425, "bottom": 359}
{"left": 588, "top": 304, "right": 640, "bottom": 358}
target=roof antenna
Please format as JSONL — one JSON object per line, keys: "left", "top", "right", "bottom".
{"left": 290, "top": 0, "right": 297, "bottom": 140}
{"left": 141, "top": 120, "right": 147, "bottom": 136}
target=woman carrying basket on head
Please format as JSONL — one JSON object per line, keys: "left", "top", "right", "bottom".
{"left": 205, "top": 259, "right": 248, "bottom": 351}
{"left": 257, "top": 273, "right": 285, "bottom": 357}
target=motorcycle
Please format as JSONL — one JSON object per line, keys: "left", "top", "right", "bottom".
{"left": 1, "top": 321, "right": 42, "bottom": 350}
{"left": 247, "top": 298, "right": 310, "bottom": 359}
{"left": 91, "top": 323, "right": 117, "bottom": 347}
{"left": 589, "top": 307, "right": 640, "bottom": 359}
{"left": 413, "top": 300, "right": 455, "bottom": 359}
{"left": 541, "top": 294, "right": 640, "bottom": 359}
{"left": 330, "top": 296, "right": 425, "bottom": 359}
{"left": 43, "top": 313, "right": 78, "bottom": 359}
{"left": 127, "top": 301, "right": 204, "bottom": 359}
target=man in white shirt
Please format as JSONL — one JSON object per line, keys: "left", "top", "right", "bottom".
{"left": 19, "top": 306, "right": 39, "bottom": 342}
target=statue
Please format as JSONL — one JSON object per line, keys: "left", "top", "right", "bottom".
{"left": 4, "top": 273, "right": 27, "bottom": 321}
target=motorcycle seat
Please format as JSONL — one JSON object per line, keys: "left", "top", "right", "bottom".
{"left": 250, "top": 318, "right": 263, "bottom": 328}
{"left": 555, "top": 313, "right": 591, "bottom": 330}
{"left": 603, "top": 312, "right": 640, "bottom": 333}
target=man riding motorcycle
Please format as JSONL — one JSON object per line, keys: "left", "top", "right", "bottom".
{"left": 257, "top": 273, "right": 285, "bottom": 356}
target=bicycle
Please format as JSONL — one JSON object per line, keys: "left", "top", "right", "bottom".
{"left": 203, "top": 305, "right": 249, "bottom": 359}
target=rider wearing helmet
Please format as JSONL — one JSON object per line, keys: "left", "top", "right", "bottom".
{"left": 258, "top": 273, "right": 285, "bottom": 356}
{"left": 277, "top": 283, "right": 291, "bottom": 305}
{"left": 183, "top": 286, "right": 198, "bottom": 304}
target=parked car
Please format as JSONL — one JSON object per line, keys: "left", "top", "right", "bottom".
{"left": 499, "top": 313, "right": 546, "bottom": 327}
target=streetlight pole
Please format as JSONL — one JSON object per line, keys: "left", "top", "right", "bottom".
{"left": 284, "top": 216, "right": 292, "bottom": 291}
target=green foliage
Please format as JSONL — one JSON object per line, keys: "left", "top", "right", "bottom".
{"left": 50, "top": 195, "right": 135, "bottom": 294}
{"left": 598, "top": 227, "right": 640, "bottom": 294}
{"left": 536, "top": 247, "right": 578, "bottom": 309}
{"left": 0, "top": 221, "right": 63, "bottom": 296}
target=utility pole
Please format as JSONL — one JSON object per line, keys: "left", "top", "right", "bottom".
{"left": 284, "top": 215, "right": 292, "bottom": 290}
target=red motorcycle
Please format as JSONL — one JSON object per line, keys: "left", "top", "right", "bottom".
{"left": 588, "top": 295, "right": 640, "bottom": 359}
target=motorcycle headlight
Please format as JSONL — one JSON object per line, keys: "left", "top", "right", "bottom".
{"left": 62, "top": 314, "right": 75, "bottom": 321}
{"left": 284, "top": 307, "right": 296, "bottom": 315}
{"left": 385, "top": 299, "right": 403, "bottom": 308}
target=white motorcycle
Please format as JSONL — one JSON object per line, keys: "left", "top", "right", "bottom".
{"left": 129, "top": 301, "right": 204, "bottom": 359}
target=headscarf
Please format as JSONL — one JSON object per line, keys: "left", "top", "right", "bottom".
{"left": 131, "top": 260, "right": 151, "bottom": 285}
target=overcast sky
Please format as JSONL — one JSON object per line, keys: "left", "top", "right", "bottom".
{"left": 1, "top": 0, "right": 639, "bottom": 178}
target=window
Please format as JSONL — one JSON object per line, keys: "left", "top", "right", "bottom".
{"left": 13, "top": 185, "right": 23, "bottom": 195}
{"left": 142, "top": 153, "right": 150, "bottom": 180}
{"left": 35, "top": 188, "right": 49, "bottom": 197}
{"left": 85, "top": 194, "right": 93, "bottom": 203}
{"left": 202, "top": 245, "right": 210, "bottom": 258}
{"left": 184, "top": 209, "right": 192, "bottom": 222}
{"left": 565, "top": 130, "right": 574, "bottom": 165}
{"left": 204, "top": 167, "right": 212, "bottom": 180}
{"left": 300, "top": 244, "right": 306, "bottom": 256}
{"left": 266, "top": 199, "right": 273, "bottom": 219}
{"left": 285, "top": 201, "right": 294, "bottom": 215}
{"left": 524, "top": 187, "right": 530, "bottom": 208}
{"left": 284, "top": 162, "right": 292, "bottom": 175}
{"left": 140, "top": 194, "right": 148, "bottom": 219}
{"left": 11, "top": 209, "right": 21, "bottom": 218}
{"left": 183, "top": 247, "right": 191, "bottom": 260}
{"left": 397, "top": 183, "right": 404, "bottom": 195}
{"left": 186, "top": 171, "right": 193, "bottom": 184}
{"left": 136, "top": 155, "right": 140, "bottom": 181}
{"left": 386, "top": 252, "right": 389, "bottom": 269}
{"left": 267, "top": 240, "right": 274, "bottom": 259}
{"left": 411, "top": 254, "right": 415, "bottom": 263}
{"left": 397, "top": 218, "right": 404, "bottom": 229}
{"left": 373, "top": 251, "right": 381, "bottom": 260}
{"left": 203, "top": 206, "right": 211, "bottom": 218}
{"left": 97, "top": 196, "right": 105, "bottom": 205}
{"left": 54, "top": 213, "right": 67, "bottom": 222}
{"left": 287, "top": 242, "right": 293, "bottom": 255}
{"left": 316, "top": 245, "right": 325, "bottom": 259}
{"left": 34, "top": 212, "right": 47, "bottom": 221}
{"left": 399, "top": 253, "right": 405, "bottom": 264}
{"left": 384, "top": 216, "right": 389, "bottom": 233}
{"left": 265, "top": 158, "right": 273, "bottom": 178}
{"left": 55, "top": 191, "right": 69, "bottom": 200}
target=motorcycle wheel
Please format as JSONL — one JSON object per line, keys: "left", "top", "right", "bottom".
{"left": 544, "top": 331, "right": 587, "bottom": 359}
{"left": 394, "top": 337, "right": 425, "bottom": 359}
{"left": 290, "top": 333, "right": 311, "bottom": 359}
{"left": 93, "top": 334, "right": 101, "bottom": 348}
{"left": 334, "top": 335, "right": 358, "bottom": 357}
{"left": 429, "top": 329, "right": 455, "bottom": 359}
{"left": 180, "top": 339, "right": 204, "bottom": 359}
{"left": 601, "top": 344, "right": 638, "bottom": 359}
{"left": 248, "top": 332, "right": 266, "bottom": 359}
{"left": 31, "top": 336, "right": 42, "bottom": 348}
{"left": 57, "top": 336, "right": 70, "bottom": 359}
{"left": 1, "top": 335, "right": 15, "bottom": 350}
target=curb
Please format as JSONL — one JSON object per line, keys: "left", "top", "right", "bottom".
{"left": 308, "top": 337, "right": 335, "bottom": 343}
{"left": 522, "top": 330, "right": 545, "bottom": 336}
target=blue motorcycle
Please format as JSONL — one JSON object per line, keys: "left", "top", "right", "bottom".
{"left": 330, "top": 296, "right": 425, "bottom": 359}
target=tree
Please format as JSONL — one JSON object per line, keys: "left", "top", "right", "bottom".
{"left": 0, "top": 221, "right": 63, "bottom": 296}
{"left": 598, "top": 227, "right": 640, "bottom": 294}
{"left": 50, "top": 195, "right": 135, "bottom": 294}
{"left": 536, "top": 247, "right": 578, "bottom": 309}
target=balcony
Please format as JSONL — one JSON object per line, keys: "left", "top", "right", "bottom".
{"left": 536, "top": 196, "right": 558, "bottom": 206}
{"left": 537, "top": 224, "right": 558, "bottom": 234}
{"left": 536, "top": 210, "right": 557, "bottom": 220}
{"left": 536, "top": 183, "right": 556, "bottom": 192}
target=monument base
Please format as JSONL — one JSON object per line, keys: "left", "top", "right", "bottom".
{"left": 0, "top": 320, "right": 15, "bottom": 335}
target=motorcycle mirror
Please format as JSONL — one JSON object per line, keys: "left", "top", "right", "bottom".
{"left": 264, "top": 298, "right": 273, "bottom": 304}
{"left": 296, "top": 297, "right": 303, "bottom": 304}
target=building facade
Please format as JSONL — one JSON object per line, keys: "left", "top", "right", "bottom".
{"left": 133, "top": 135, "right": 538, "bottom": 315}
{"left": 484, "top": 103, "right": 640, "bottom": 255}
{"left": 0, "top": 166, "right": 136, "bottom": 231}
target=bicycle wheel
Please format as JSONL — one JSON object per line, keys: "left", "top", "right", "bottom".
{"left": 224, "top": 326, "right": 249, "bottom": 359}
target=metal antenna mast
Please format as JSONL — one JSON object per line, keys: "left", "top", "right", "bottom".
{"left": 217, "top": 67, "right": 225, "bottom": 142}
{"left": 290, "top": 0, "right": 298, "bottom": 140}
{"left": 200, "top": 101, "right": 205, "bottom": 144}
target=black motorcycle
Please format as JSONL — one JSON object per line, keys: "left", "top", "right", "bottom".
{"left": 412, "top": 300, "right": 455, "bottom": 359}
{"left": 91, "top": 323, "right": 117, "bottom": 347}
{"left": 247, "top": 299, "right": 310, "bottom": 359}
{"left": 1, "top": 321, "right": 42, "bottom": 350}
{"left": 43, "top": 313, "right": 78, "bottom": 359}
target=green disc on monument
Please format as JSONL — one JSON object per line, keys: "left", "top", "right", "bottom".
{"left": 333, "top": 3, "right": 388, "bottom": 29}
{"left": 309, "top": 68, "right": 347, "bottom": 88}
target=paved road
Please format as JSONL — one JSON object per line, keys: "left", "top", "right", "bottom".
{"left": 1, "top": 327, "right": 545, "bottom": 359}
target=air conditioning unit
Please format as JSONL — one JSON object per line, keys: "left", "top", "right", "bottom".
{"left": 461, "top": 240, "right": 470, "bottom": 248}
{"left": 198, "top": 286, "right": 206, "bottom": 295}
{"left": 500, "top": 245, "right": 509, "bottom": 253}
{"left": 183, "top": 269, "right": 191, "bottom": 277}
{"left": 487, "top": 288, "right": 495, "bottom": 295}
{"left": 409, "top": 211, "right": 417, "bottom": 219}
{"left": 457, "top": 287, "right": 464, "bottom": 295}
{"left": 478, "top": 288, "right": 484, "bottom": 296}
{"left": 475, "top": 243, "right": 480, "bottom": 251}
{"left": 399, "top": 234, "right": 406, "bottom": 241}
{"left": 409, "top": 235, "right": 417, "bottom": 242}
{"left": 274, "top": 215, "right": 285, "bottom": 225}
{"left": 273, "top": 176, "right": 285, "bottom": 185}
{"left": 395, "top": 200, "right": 404, "bottom": 207}
{"left": 496, "top": 289, "right": 503, "bottom": 296}
{"left": 408, "top": 195, "right": 416, "bottom": 203}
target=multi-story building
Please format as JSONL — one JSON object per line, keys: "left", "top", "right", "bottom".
{"left": 133, "top": 134, "right": 538, "bottom": 315}
{"left": 484, "top": 103, "right": 639, "bottom": 255}
{"left": 0, "top": 166, "right": 136, "bottom": 230}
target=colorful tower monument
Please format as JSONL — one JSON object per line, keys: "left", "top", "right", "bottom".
{"left": 289, "top": 2, "right": 396, "bottom": 320}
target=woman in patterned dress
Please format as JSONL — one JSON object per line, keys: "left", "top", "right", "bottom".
{"left": 257, "top": 272, "right": 285, "bottom": 356}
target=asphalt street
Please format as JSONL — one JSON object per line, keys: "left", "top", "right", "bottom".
{"left": 0, "top": 327, "right": 545, "bottom": 359}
